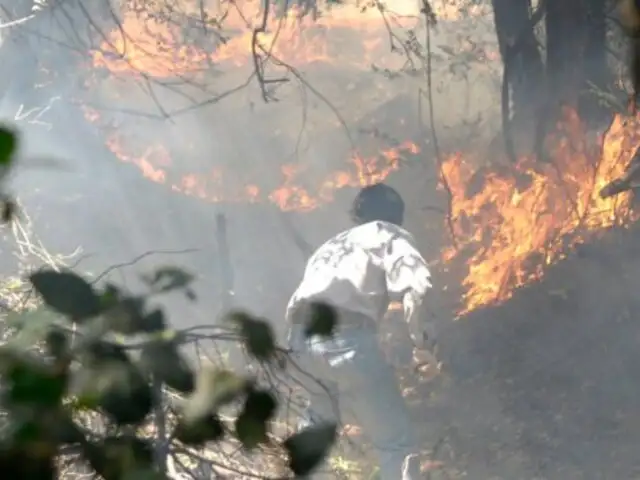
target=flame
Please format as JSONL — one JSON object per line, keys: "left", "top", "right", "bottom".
{"left": 90, "top": 1, "right": 416, "bottom": 78}
{"left": 83, "top": 3, "right": 422, "bottom": 211}
{"left": 97, "top": 117, "right": 417, "bottom": 211}
{"left": 441, "top": 109, "right": 640, "bottom": 315}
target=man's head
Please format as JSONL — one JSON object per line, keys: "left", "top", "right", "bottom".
{"left": 350, "top": 183, "right": 405, "bottom": 226}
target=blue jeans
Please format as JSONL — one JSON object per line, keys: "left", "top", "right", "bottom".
{"left": 296, "top": 316, "right": 420, "bottom": 479}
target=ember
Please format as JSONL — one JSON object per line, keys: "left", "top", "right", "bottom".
{"left": 441, "top": 110, "right": 640, "bottom": 315}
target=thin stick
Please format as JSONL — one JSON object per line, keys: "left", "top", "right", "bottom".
{"left": 215, "top": 213, "right": 234, "bottom": 312}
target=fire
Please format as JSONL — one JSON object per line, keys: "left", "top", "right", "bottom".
{"left": 101, "top": 124, "right": 417, "bottom": 211}
{"left": 441, "top": 109, "right": 640, "bottom": 315}
{"left": 83, "top": 3, "right": 422, "bottom": 211}
{"left": 90, "top": 1, "right": 415, "bottom": 78}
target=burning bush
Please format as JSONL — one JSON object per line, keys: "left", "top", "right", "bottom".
{"left": 441, "top": 109, "right": 640, "bottom": 315}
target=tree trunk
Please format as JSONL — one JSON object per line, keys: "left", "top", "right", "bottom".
{"left": 545, "top": 0, "right": 589, "bottom": 111}
{"left": 491, "top": 0, "right": 543, "bottom": 120}
{"left": 581, "top": 0, "right": 610, "bottom": 119}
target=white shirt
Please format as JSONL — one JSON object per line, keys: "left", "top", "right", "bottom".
{"left": 286, "top": 221, "right": 432, "bottom": 329}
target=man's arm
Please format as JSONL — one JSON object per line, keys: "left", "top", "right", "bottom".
{"left": 402, "top": 288, "right": 436, "bottom": 350}
{"left": 382, "top": 231, "right": 435, "bottom": 350}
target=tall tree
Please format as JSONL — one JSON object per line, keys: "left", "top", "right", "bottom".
{"left": 492, "top": 0, "right": 612, "bottom": 162}
{"left": 491, "top": 0, "right": 543, "bottom": 121}
{"left": 545, "top": 0, "right": 589, "bottom": 111}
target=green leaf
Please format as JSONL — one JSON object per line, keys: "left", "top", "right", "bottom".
{"left": 1, "top": 350, "right": 67, "bottom": 407}
{"left": 122, "top": 468, "right": 169, "bottom": 480}
{"left": 141, "top": 266, "right": 194, "bottom": 293}
{"left": 181, "top": 368, "right": 247, "bottom": 422}
{"left": 29, "top": 270, "right": 102, "bottom": 320}
{"left": 1, "top": 198, "right": 17, "bottom": 223}
{"left": 235, "top": 412, "right": 268, "bottom": 449}
{"left": 235, "top": 388, "right": 277, "bottom": 449}
{"left": 75, "top": 358, "right": 152, "bottom": 425}
{"left": 102, "top": 297, "right": 165, "bottom": 335}
{"left": 284, "top": 422, "right": 337, "bottom": 477}
{"left": 242, "top": 388, "right": 278, "bottom": 422}
{"left": 229, "top": 312, "right": 276, "bottom": 361}
{"left": 0, "top": 126, "right": 17, "bottom": 167}
{"left": 0, "top": 444, "right": 55, "bottom": 480}
{"left": 139, "top": 339, "right": 194, "bottom": 393}
{"left": 44, "top": 329, "right": 69, "bottom": 361}
{"left": 82, "top": 436, "right": 154, "bottom": 480}
{"left": 174, "top": 414, "right": 224, "bottom": 446}
{"left": 304, "top": 302, "right": 338, "bottom": 338}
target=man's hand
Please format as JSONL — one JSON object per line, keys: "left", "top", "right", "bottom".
{"left": 410, "top": 324, "right": 441, "bottom": 376}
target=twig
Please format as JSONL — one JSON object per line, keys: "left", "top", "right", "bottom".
{"left": 215, "top": 213, "right": 234, "bottom": 312}
{"left": 417, "top": 2, "right": 458, "bottom": 248}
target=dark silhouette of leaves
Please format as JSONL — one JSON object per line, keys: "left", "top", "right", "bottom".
{"left": 82, "top": 436, "right": 154, "bottom": 480}
{"left": 29, "top": 270, "right": 102, "bottom": 320}
{"left": 122, "top": 468, "right": 168, "bottom": 480}
{"left": 1, "top": 198, "right": 17, "bottom": 223}
{"left": 174, "top": 413, "right": 225, "bottom": 446}
{"left": 44, "top": 330, "right": 69, "bottom": 361}
{"left": 0, "top": 349, "right": 67, "bottom": 408}
{"left": 230, "top": 312, "right": 276, "bottom": 361}
{"left": 235, "top": 388, "right": 278, "bottom": 449}
{"left": 181, "top": 368, "right": 247, "bottom": 423}
{"left": 284, "top": 423, "right": 337, "bottom": 477}
{"left": 139, "top": 339, "right": 194, "bottom": 393}
{"left": 176, "top": 369, "right": 247, "bottom": 447}
{"left": 242, "top": 388, "right": 278, "bottom": 423}
{"left": 0, "top": 444, "right": 56, "bottom": 480}
{"left": 235, "top": 412, "right": 268, "bottom": 449}
{"left": 141, "top": 266, "right": 194, "bottom": 294}
{"left": 304, "top": 302, "right": 337, "bottom": 338}
{"left": 0, "top": 119, "right": 340, "bottom": 480}
{"left": 0, "top": 126, "right": 17, "bottom": 167}
{"left": 75, "top": 358, "right": 152, "bottom": 426}
{"left": 102, "top": 296, "right": 166, "bottom": 335}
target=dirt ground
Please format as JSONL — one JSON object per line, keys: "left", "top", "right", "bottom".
{"left": 412, "top": 221, "right": 640, "bottom": 480}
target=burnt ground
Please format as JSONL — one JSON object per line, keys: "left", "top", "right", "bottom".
{"left": 420, "top": 224, "right": 640, "bottom": 479}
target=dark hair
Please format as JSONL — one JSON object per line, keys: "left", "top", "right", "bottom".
{"left": 350, "top": 183, "right": 405, "bottom": 226}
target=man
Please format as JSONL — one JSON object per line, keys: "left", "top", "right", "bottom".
{"left": 286, "top": 183, "right": 437, "bottom": 480}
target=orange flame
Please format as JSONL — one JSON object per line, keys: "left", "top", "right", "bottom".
{"left": 441, "top": 109, "right": 640, "bottom": 315}
{"left": 98, "top": 119, "right": 417, "bottom": 211}
{"left": 90, "top": 2, "right": 412, "bottom": 78}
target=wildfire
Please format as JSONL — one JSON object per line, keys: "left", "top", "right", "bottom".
{"left": 82, "top": 2, "right": 640, "bottom": 318}
{"left": 441, "top": 109, "right": 640, "bottom": 315}
{"left": 90, "top": 1, "right": 415, "bottom": 78}
{"left": 101, "top": 125, "right": 417, "bottom": 211}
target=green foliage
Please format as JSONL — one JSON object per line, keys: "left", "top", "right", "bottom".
{"left": 229, "top": 311, "right": 277, "bottom": 361}
{"left": 0, "top": 126, "right": 17, "bottom": 167}
{"left": 0, "top": 266, "right": 337, "bottom": 479}
{"left": 29, "top": 270, "right": 102, "bottom": 320}
{"left": 284, "top": 423, "right": 338, "bottom": 476}
{"left": 0, "top": 126, "right": 18, "bottom": 222}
